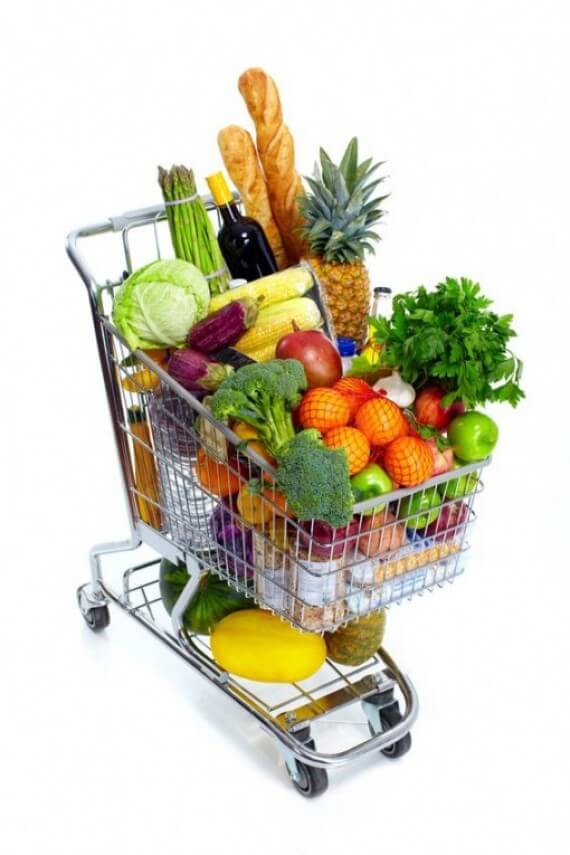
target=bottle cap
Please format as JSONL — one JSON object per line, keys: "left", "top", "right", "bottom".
{"left": 337, "top": 337, "right": 357, "bottom": 356}
{"left": 374, "top": 286, "right": 392, "bottom": 295}
{"left": 206, "top": 172, "right": 233, "bottom": 206}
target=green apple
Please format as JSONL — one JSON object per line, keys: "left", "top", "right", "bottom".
{"left": 447, "top": 411, "right": 498, "bottom": 462}
{"left": 398, "top": 488, "right": 441, "bottom": 530}
{"left": 438, "top": 461, "right": 478, "bottom": 499}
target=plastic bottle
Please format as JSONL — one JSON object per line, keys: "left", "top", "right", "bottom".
{"left": 337, "top": 337, "right": 357, "bottom": 375}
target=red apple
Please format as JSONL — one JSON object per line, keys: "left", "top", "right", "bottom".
{"left": 426, "top": 437, "right": 454, "bottom": 475}
{"left": 276, "top": 329, "right": 342, "bottom": 388}
{"left": 425, "top": 501, "right": 469, "bottom": 543}
{"left": 415, "top": 385, "right": 465, "bottom": 430}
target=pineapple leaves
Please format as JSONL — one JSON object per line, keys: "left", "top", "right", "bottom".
{"left": 339, "top": 137, "right": 359, "bottom": 192}
{"left": 301, "top": 138, "right": 387, "bottom": 263}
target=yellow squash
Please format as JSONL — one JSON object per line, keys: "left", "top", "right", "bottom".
{"left": 210, "top": 610, "right": 326, "bottom": 683}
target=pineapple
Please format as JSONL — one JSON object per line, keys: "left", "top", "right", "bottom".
{"left": 299, "top": 138, "right": 388, "bottom": 347}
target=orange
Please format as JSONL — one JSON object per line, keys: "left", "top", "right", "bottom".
{"left": 383, "top": 436, "right": 433, "bottom": 487}
{"left": 354, "top": 398, "right": 408, "bottom": 446}
{"left": 323, "top": 427, "right": 370, "bottom": 475}
{"left": 298, "top": 388, "right": 351, "bottom": 432}
{"left": 333, "top": 377, "right": 378, "bottom": 420}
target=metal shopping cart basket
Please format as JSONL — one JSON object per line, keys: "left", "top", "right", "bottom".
{"left": 66, "top": 195, "right": 490, "bottom": 798}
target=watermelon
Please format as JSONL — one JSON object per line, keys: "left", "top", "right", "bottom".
{"left": 159, "top": 559, "right": 252, "bottom": 635}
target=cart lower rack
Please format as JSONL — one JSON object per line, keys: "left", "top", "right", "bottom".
{"left": 67, "top": 197, "right": 489, "bottom": 797}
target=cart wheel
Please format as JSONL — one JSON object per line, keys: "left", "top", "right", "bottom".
{"left": 285, "top": 727, "right": 328, "bottom": 798}
{"left": 287, "top": 760, "right": 329, "bottom": 798}
{"left": 83, "top": 604, "right": 110, "bottom": 631}
{"left": 77, "top": 585, "right": 110, "bottom": 631}
{"left": 368, "top": 701, "right": 412, "bottom": 759}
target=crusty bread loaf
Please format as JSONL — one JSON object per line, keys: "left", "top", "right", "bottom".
{"left": 217, "top": 125, "right": 288, "bottom": 270}
{"left": 237, "top": 68, "right": 306, "bottom": 263}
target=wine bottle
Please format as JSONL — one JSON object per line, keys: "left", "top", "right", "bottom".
{"left": 206, "top": 172, "right": 278, "bottom": 281}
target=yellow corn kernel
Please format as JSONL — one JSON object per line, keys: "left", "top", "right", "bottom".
{"left": 234, "top": 297, "right": 323, "bottom": 356}
{"left": 247, "top": 343, "right": 277, "bottom": 363}
{"left": 208, "top": 267, "right": 313, "bottom": 313}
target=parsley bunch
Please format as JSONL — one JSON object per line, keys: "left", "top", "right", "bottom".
{"left": 370, "top": 277, "right": 524, "bottom": 408}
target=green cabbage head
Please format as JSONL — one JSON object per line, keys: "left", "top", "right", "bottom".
{"left": 112, "top": 259, "right": 210, "bottom": 350}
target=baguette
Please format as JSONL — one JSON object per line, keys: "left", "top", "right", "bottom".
{"left": 237, "top": 68, "right": 306, "bottom": 262}
{"left": 217, "top": 125, "right": 289, "bottom": 269}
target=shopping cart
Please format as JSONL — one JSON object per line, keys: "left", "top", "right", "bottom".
{"left": 67, "top": 196, "right": 489, "bottom": 797}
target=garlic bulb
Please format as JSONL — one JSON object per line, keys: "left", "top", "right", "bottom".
{"left": 373, "top": 371, "right": 416, "bottom": 408}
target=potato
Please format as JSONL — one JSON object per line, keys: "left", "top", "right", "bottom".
{"left": 357, "top": 509, "right": 406, "bottom": 558}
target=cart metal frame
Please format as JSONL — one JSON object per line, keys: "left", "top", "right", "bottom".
{"left": 67, "top": 197, "right": 488, "bottom": 796}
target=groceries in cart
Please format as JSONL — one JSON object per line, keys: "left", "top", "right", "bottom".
{"left": 107, "top": 65, "right": 523, "bottom": 683}
{"left": 70, "top": 65, "right": 528, "bottom": 797}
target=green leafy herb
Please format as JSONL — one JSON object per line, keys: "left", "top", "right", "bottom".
{"left": 370, "top": 277, "right": 524, "bottom": 408}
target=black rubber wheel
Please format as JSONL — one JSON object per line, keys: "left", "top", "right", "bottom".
{"left": 83, "top": 604, "right": 110, "bottom": 631}
{"left": 368, "top": 702, "right": 412, "bottom": 759}
{"left": 288, "top": 761, "right": 329, "bottom": 798}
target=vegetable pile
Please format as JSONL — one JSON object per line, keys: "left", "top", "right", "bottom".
{"left": 369, "top": 276, "right": 524, "bottom": 408}
{"left": 108, "top": 106, "right": 524, "bottom": 682}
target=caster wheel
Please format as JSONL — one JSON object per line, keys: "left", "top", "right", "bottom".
{"left": 77, "top": 585, "right": 110, "bottom": 631}
{"left": 83, "top": 604, "right": 110, "bottom": 631}
{"left": 287, "top": 760, "right": 328, "bottom": 798}
{"left": 83, "top": 606, "right": 111, "bottom": 632}
{"left": 285, "top": 726, "right": 328, "bottom": 798}
{"left": 368, "top": 701, "right": 412, "bottom": 759}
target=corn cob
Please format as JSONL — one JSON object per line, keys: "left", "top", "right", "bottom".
{"left": 208, "top": 266, "right": 313, "bottom": 314}
{"left": 234, "top": 297, "right": 323, "bottom": 357}
{"left": 248, "top": 342, "right": 278, "bottom": 362}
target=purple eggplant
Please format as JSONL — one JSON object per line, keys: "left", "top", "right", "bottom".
{"left": 187, "top": 299, "right": 259, "bottom": 353}
{"left": 209, "top": 503, "right": 253, "bottom": 579}
{"left": 168, "top": 348, "right": 233, "bottom": 393}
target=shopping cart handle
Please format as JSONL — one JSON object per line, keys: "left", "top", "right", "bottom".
{"left": 109, "top": 192, "right": 238, "bottom": 232}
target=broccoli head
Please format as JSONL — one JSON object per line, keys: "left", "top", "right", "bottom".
{"left": 276, "top": 429, "right": 353, "bottom": 528}
{"left": 210, "top": 359, "right": 307, "bottom": 457}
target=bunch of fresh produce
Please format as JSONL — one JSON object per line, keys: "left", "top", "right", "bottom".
{"left": 367, "top": 276, "right": 524, "bottom": 409}
{"left": 158, "top": 165, "right": 230, "bottom": 295}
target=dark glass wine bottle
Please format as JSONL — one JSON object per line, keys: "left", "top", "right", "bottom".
{"left": 206, "top": 172, "right": 278, "bottom": 281}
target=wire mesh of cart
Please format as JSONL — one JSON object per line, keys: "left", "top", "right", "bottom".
{"left": 67, "top": 195, "right": 490, "bottom": 798}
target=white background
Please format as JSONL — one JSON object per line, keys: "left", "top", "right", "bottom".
{"left": 2, "top": 0, "right": 570, "bottom": 852}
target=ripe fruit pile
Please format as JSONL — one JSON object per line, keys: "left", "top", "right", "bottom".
{"left": 286, "top": 327, "right": 500, "bottom": 515}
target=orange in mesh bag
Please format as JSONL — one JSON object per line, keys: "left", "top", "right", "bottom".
{"left": 298, "top": 388, "right": 350, "bottom": 432}
{"left": 383, "top": 436, "right": 433, "bottom": 487}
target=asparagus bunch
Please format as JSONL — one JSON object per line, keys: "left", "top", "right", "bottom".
{"left": 158, "top": 165, "right": 230, "bottom": 295}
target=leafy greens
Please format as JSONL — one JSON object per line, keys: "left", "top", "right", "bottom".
{"left": 370, "top": 277, "right": 524, "bottom": 408}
